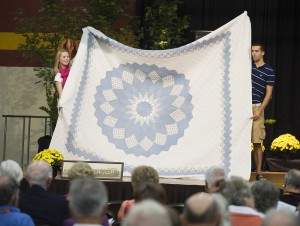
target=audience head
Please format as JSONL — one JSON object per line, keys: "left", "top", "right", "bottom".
{"left": 131, "top": 165, "right": 159, "bottom": 192}
{"left": 167, "top": 206, "right": 182, "bottom": 226}
{"left": 220, "top": 176, "right": 253, "bottom": 207}
{"left": 134, "top": 182, "right": 167, "bottom": 204}
{"left": 251, "top": 180, "right": 279, "bottom": 213}
{"left": 122, "top": 200, "right": 171, "bottom": 226}
{"left": 67, "top": 161, "right": 94, "bottom": 180}
{"left": 262, "top": 209, "right": 297, "bottom": 226}
{"left": 211, "top": 193, "right": 231, "bottom": 226}
{"left": 182, "top": 192, "right": 221, "bottom": 226}
{"left": 0, "top": 176, "right": 19, "bottom": 206}
{"left": 69, "top": 177, "right": 108, "bottom": 219}
{"left": 26, "top": 160, "right": 52, "bottom": 189}
{"left": 283, "top": 169, "right": 300, "bottom": 192}
{"left": 0, "top": 160, "right": 23, "bottom": 184}
{"left": 205, "top": 166, "right": 226, "bottom": 193}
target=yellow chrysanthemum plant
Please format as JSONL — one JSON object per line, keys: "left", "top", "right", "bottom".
{"left": 251, "top": 143, "right": 265, "bottom": 152}
{"left": 32, "top": 149, "right": 64, "bottom": 168}
{"left": 270, "top": 134, "right": 300, "bottom": 155}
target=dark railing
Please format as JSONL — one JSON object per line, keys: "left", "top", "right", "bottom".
{"left": 2, "top": 115, "right": 52, "bottom": 165}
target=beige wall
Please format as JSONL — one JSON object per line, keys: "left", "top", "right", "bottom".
{"left": 0, "top": 67, "right": 49, "bottom": 166}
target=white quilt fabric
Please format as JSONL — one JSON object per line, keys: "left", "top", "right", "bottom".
{"left": 50, "top": 12, "right": 252, "bottom": 179}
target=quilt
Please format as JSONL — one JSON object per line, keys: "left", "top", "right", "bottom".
{"left": 50, "top": 12, "right": 252, "bottom": 179}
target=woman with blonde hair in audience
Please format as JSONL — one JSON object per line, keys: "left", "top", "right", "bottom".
{"left": 67, "top": 161, "right": 94, "bottom": 180}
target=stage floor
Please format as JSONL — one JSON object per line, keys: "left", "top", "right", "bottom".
{"left": 20, "top": 168, "right": 286, "bottom": 204}
{"left": 122, "top": 176, "right": 205, "bottom": 185}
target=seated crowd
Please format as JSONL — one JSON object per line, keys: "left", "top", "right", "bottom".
{"left": 0, "top": 159, "right": 300, "bottom": 226}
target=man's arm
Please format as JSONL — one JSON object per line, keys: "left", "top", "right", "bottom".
{"left": 252, "top": 85, "right": 273, "bottom": 120}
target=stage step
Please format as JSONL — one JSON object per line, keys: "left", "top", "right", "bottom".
{"left": 249, "top": 171, "right": 286, "bottom": 188}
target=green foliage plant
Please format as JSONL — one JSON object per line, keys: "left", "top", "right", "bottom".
{"left": 141, "top": 0, "right": 190, "bottom": 50}
{"left": 14, "top": 0, "right": 139, "bottom": 130}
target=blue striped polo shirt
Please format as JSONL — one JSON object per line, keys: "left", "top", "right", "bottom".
{"left": 252, "top": 62, "right": 275, "bottom": 104}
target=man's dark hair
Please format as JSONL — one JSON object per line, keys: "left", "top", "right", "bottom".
{"left": 252, "top": 42, "right": 265, "bottom": 52}
{"left": 285, "top": 169, "right": 300, "bottom": 189}
{"left": 184, "top": 199, "right": 220, "bottom": 224}
{"left": 0, "top": 176, "right": 19, "bottom": 206}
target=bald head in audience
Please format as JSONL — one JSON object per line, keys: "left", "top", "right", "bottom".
{"left": 181, "top": 192, "right": 221, "bottom": 226}
{"left": 26, "top": 160, "right": 53, "bottom": 189}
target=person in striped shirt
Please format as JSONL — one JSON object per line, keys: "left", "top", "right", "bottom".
{"left": 251, "top": 43, "right": 275, "bottom": 180}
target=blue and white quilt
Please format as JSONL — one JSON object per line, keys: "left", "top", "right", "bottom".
{"left": 50, "top": 12, "right": 252, "bottom": 179}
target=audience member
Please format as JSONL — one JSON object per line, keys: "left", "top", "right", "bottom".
{"left": 220, "top": 176, "right": 263, "bottom": 226}
{"left": 205, "top": 166, "right": 226, "bottom": 193}
{"left": 0, "top": 159, "right": 23, "bottom": 184}
{"left": 212, "top": 193, "right": 231, "bottom": 226}
{"left": 63, "top": 162, "right": 109, "bottom": 226}
{"left": 69, "top": 177, "right": 108, "bottom": 225}
{"left": 117, "top": 165, "right": 159, "bottom": 220}
{"left": 134, "top": 182, "right": 181, "bottom": 226}
{"left": 0, "top": 175, "right": 34, "bottom": 226}
{"left": 19, "top": 160, "right": 70, "bottom": 226}
{"left": 280, "top": 169, "right": 300, "bottom": 207}
{"left": 134, "top": 182, "right": 167, "bottom": 204}
{"left": 67, "top": 161, "right": 94, "bottom": 180}
{"left": 181, "top": 192, "right": 221, "bottom": 226}
{"left": 250, "top": 180, "right": 279, "bottom": 213}
{"left": 122, "top": 200, "right": 171, "bottom": 226}
{"left": 167, "top": 206, "right": 182, "bottom": 226}
{"left": 262, "top": 209, "right": 298, "bottom": 226}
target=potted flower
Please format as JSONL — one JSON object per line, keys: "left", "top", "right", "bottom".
{"left": 270, "top": 133, "right": 300, "bottom": 159}
{"left": 32, "top": 149, "right": 64, "bottom": 177}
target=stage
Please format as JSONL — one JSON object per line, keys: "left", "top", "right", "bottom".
{"left": 20, "top": 171, "right": 286, "bottom": 207}
{"left": 20, "top": 176, "right": 206, "bottom": 204}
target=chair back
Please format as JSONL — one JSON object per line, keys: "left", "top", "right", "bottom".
{"left": 168, "top": 203, "right": 185, "bottom": 214}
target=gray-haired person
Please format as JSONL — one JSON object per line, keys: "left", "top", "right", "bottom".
{"left": 205, "top": 166, "right": 226, "bottom": 193}
{"left": 0, "top": 175, "right": 34, "bottom": 226}
{"left": 212, "top": 193, "right": 231, "bottom": 226}
{"left": 69, "top": 177, "right": 108, "bottom": 225}
{"left": 220, "top": 176, "right": 263, "bottom": 226}
{"left": 0, "top": 159, "right": 23, "bottom": 184}
{"left": 19, "top": 160, "right": 70, "bottom": 226}
{"left": 251, "top": 180, "right": 279, "bottom": 214}
{"left": 262, "top": 209, "right": 297, "bottom": 226}
{"left": 280, "top": 169, "right": 300, "bottom": 207}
